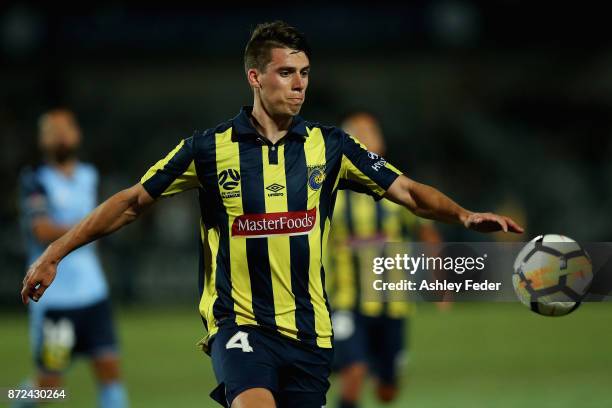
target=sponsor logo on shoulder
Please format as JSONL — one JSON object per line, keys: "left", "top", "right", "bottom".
{"left": 368, "top": 151, "right": 387, "bottom": 172}
{"left": 231, "top": 208, "right": 317, "bottom": 238}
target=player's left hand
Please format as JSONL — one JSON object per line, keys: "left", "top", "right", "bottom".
{"left": 463, "top": 212, "right": 524, "bottom": 233}
{"left": 21, "top": 256, "right": 58, "bottom": 304}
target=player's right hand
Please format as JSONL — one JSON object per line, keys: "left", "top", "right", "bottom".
{"left": 21, "top": 257, "right": 58, "bottom": 304}
{"left": 463, "top": 212, "right": 524, "bottom": 234}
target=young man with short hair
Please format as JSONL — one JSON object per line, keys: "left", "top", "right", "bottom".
{"left": 21, "top": 21, "right": 522, "bottom": 408}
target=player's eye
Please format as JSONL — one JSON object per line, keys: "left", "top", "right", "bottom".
{"left": 280, "top": 71, "right": 290, "bottom": 77}
{"left": 301, "top": 70, "right": 309, "bottom": 78}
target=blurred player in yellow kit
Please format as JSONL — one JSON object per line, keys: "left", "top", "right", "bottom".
{"left": 328, "top": 112, "right": 441, "bottom": 408}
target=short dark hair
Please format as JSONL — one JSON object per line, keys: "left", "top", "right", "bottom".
{"left": 244, "top": 21, "right": 311, "bottom": 72}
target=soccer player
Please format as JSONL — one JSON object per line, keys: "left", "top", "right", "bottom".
{"left": 328, "top": 111, "right": 442, "bottom": 408}
{"left": 20, "top": 22, "right": 523, "bottom": 408}
{"left": 17, "top": 109, "right": 127, "bottom": 407}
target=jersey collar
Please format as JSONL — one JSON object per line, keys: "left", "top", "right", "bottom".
{"left": 232, "top": 106, "right": 308, "bottom": 140}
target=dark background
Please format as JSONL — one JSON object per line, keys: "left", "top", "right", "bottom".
{"left": 2, "top": 2, "right": 611, "bottom": 304}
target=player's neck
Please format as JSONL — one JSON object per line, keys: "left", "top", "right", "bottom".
{"left": 49, "top": 158, "right": 78, "bottom": 178}
{"left": 250, "top": 101, "right": 292, "bottom": 145}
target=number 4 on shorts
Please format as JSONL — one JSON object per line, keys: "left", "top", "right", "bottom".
{"left": 225, "top": 330, "right": 254, "bottom": 352}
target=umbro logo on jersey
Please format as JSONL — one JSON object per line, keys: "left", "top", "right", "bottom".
{"left": 265, "top": 183, "right": 285, "bottom": 197}
{"left": 266, "top": 183, "right": 284, "bottom": 193}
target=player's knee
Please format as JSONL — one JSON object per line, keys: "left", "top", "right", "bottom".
{"left": 92, "top": 354, "right": 121, "bottom": 384}
{"left": 37, "top": 372, "right": 62, "bottom": 388}
{"left": 232, "top": 387, "right": 276, "bottom": 408}
{"left": 376, "top": 383, "right": 398, "bottom": 403}
{"left": 340, "top": 363, "right": 367, "bottom": 400}
{"left": 342, "top": 363, "right": 367, "bottom": 380}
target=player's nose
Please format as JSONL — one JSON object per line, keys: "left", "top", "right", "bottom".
{"left": 292, "top": 74, "right": 305, "bottom": 91}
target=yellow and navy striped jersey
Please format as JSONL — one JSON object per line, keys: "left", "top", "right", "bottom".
{"left": 140, "top": 107, "right": 402, "bottom": 348}
{"left": 327, "top": 190, "right": 427, "bottom": 318}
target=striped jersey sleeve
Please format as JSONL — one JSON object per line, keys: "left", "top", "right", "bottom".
{"left": 140, "top": 137, "right": 201, "bottom": 198}
{"left": 338, "top": 131, "right": 402, "bottom": 198}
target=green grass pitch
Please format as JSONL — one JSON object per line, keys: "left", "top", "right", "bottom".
{"left": 1, "top": 303, "right": 611, "bottom": 407}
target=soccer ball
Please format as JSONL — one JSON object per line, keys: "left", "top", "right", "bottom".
{"left": 512, "top": 234, "right": 593, "bottom": 316}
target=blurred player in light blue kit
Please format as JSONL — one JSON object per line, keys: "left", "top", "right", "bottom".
{"left": 17, "top": 109, "right": 127, "bottom": 408}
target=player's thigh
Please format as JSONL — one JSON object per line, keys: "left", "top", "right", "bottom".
{"left": 78, "top": 299, "right": 119, "bottom": 361}
{"left": 33, "top": 307, "right": 79, "bottom": 376}
{"left": 368, "top": 316, "right": 406, "bottom": 386}
{"left": 276, "top": 343, "right": 333, "bottom": 408}
{"left": 210, "top": 326, "right": 280, "bottom": 407}
{"left": 331, "top": 310, "right": 367, "bottom": 371}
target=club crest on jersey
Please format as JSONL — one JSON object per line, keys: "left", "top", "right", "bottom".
{"left": 307, "top": 165, "right": 326, "bottom": 190}
{"left": 218, "top": 168, "right": 241, "bottom": 198}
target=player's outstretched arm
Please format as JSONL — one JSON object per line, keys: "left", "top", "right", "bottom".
{"left": 384, "top": 175, "right": 524, "bottom": 234}
{"left": 21, "top": 183, "right": 154, "bottom": 304}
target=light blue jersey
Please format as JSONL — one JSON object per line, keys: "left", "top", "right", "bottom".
{"left": 19, "top": 162, "right": 108, "bottom": 311}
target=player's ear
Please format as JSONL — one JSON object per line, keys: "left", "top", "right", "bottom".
{"left": 247, "top": 68, "right": 262, "bottom": 89}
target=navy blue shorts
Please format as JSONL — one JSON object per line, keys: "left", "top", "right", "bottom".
{"left": 33, "top": 299, "right": 118, "bottom": 373}
{"left": 332, "top": 311, "right": 407, "bottom": 385}
{"left": 209, "top": 324, "right": 333, "bottom": 408}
